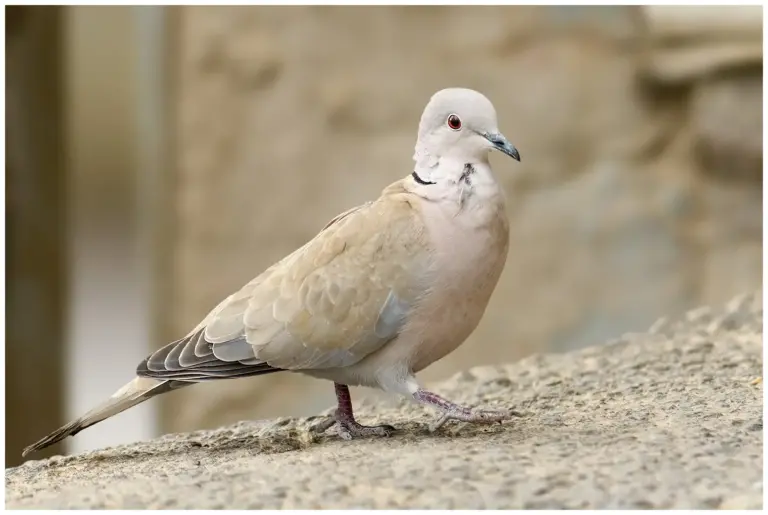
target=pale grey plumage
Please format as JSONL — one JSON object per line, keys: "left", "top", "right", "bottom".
{"left": 23, "top": 87, "right": 521, "bottom": 457}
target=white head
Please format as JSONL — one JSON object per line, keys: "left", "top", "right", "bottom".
{"left": 412, "top": 88, "right": 520, "bottom": 175}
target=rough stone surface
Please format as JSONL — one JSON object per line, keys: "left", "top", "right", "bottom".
{"left": 163, "top": 6, "right": 763, "bottom": 435}
{"left": 7, "top": 294, "right": 762, "bottom": 509}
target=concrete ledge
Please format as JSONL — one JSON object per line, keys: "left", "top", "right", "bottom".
{"left": 6, "top": 293, "right": 763, "bottom": 509}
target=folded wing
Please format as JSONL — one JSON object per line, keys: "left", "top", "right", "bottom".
{"left": 137, "top": 192, "right": 432, "bottom": 381}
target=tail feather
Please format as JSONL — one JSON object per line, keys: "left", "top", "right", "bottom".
{"left": 22, "top": 377, "right": 189, "bottom": 457}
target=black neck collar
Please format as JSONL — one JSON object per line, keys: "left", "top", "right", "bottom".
{"left": 411, "top": 171, "right": 436, "bottom": 185}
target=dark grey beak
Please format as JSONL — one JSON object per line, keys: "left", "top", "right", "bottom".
{"left": 485, "top": 132, "right": 520, "bottom": 161}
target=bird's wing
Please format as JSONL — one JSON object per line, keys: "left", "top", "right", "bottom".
{"left": 137, "top": 187, "right": 433, "bottom": 380}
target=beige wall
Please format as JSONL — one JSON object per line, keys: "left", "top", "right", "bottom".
{"left": 164, "top": 6, "right": 762, "bottom": 433}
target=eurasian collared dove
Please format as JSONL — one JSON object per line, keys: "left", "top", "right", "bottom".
{"left": 23, "top": 87, "right": 520, "bottom": 457}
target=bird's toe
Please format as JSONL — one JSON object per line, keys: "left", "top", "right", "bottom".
{"left": 309, "top": 417, "right": 337, "bottom": 434}
{"left": 337, "top": 421, "right": 396, "bottom": 440}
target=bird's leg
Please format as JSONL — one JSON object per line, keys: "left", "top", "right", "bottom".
{"left": 413, "top": 389, "right": 512, "bottom": 432}
{"left": 333, "top": 383, "right": 396, "bottom": 440}
{"left": 312, "top": 383, "right": 395, "bottom": 440}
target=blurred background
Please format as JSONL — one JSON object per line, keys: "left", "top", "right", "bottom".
{"left": 6, "top": 5, "right": 762, "bottom": 467}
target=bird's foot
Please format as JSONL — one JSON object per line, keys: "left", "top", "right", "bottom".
{"left": 310, "top": 383, "right": 395, "bottom": 440}
{"left": 337, "top": 419, "right": 396, "bottom": 440}
{"left": 428, "top": 407, "right": 511, "bottom": 432}
{"left": 413, "top": 389, "right": 517, "bottom": 432}
{"left": 310, "top": 410, "right": 395, "bottom": 440}
{"left": 309, "top": 416, "right": 337, "bottom": 434}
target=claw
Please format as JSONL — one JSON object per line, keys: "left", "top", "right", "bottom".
{"left": 309, "top": 417, "right": 337, "bottom": 434}
{"left": 428, "top": 414, "right": 451, "bottom": 432}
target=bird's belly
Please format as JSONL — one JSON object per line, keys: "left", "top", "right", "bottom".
{"left": 406, "top": 258, "right": 504, "bottom": 372}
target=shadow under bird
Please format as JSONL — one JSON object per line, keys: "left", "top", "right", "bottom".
{"left": 23, "top": 87, "right": 521, "bottom": 456}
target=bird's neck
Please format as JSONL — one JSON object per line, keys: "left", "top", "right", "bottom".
{"left": 408, "top": 147, "right": 501, "bottom": 208}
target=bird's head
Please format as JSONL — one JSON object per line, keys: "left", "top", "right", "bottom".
{"left": 413, "top": 88, "right": 520, "bottom": 168}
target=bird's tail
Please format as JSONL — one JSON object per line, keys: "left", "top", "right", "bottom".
{"left": 22, "top": 377, "right": 189, "bottom": 457}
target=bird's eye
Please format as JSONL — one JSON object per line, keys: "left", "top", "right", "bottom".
{"left": 447, "top": 114, "right": 462, "bottom": 130}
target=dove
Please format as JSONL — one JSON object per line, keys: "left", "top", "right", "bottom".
{"left": 23, "top": 87, "right": 521, "bottom": 457}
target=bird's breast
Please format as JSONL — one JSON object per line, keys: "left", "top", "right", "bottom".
{"left": 403, "top": 194, "right": 510, "bottom": 372}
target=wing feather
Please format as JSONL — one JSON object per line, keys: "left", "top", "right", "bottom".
{"left": 245, "top": 194, "right": 432, "bottom": 369}
{"left": 136, "top": 188, "right": 432, "bottom": 382}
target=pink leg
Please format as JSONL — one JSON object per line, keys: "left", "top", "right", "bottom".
{"left": 413, "top": 389, "right": 514, "bottom": 431}
{"left": 311, "top": 383, "right": 396, "bottom": 440}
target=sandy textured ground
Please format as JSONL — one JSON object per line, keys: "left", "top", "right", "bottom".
{"left": 6, "top": 293, "right": 763, "bottom": 509}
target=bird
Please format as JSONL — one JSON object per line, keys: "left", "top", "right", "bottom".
{"left": 23, "top": 87, "right": 521, "bottom": 457}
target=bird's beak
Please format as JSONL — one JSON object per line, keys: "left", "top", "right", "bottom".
{"left": 485, "top": 132, "right": 521, "bottom": 161}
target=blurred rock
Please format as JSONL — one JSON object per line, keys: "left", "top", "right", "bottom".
{"left": 165, "top": 6, "right": 762, "bottom": 434}
{"left": 641, "top": 5, "right": 762, "bottom": 40}
{"left": 639, "top": 5, "right": 762, "bottom": 83}
{"left": 696, "top": 179, "right": 763, "bottom": 306}
{"left": 691, "top": 72, "right": 762, "bottom": 182}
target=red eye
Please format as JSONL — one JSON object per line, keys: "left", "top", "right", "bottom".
{"left": 447, "top": 114, "right": 461, "bottom": 130}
